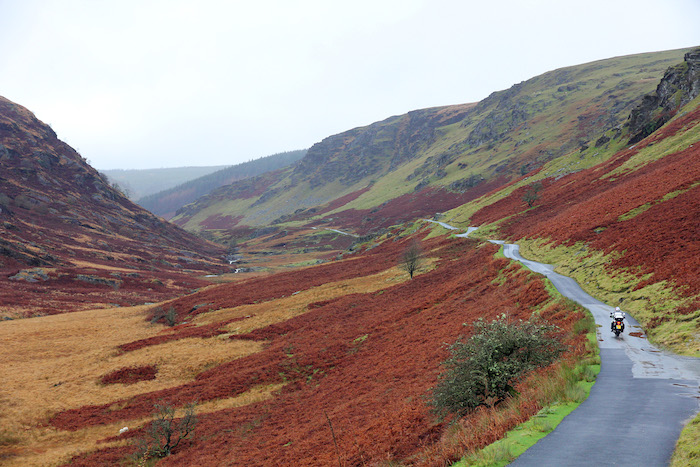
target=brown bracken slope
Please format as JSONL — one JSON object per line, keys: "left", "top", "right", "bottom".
{"left": 0, "top": 96, "right": 228, "bottom": 317}
{"left": 470, "top": 96, "right": 700, "bottom": 325}
{"left": 58, "top": 235, "right": 586, "bottom": 466}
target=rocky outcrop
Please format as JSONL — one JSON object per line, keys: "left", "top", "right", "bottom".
{"left": 627, "top": 48, "right": 700, "bottom": 143}
{"left": 291, "top": 104, "right": 475, "bottom": 189}
{"left": 461, "top": 82, "right": 531, "bottom": 148}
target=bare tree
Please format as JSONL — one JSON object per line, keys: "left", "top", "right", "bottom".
{"left": 400, "top": 240, "right": 423, "bottom": 279}
{"left": 133, "top": 402, "right": 197, "bottom": 461}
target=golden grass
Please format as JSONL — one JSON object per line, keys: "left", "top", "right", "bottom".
{"left": 69, "top": 259, "right": 149, "bottom": 272}
{"left": 0, "top": 263, "right": 414, "bottom": 465}
{"left": 0, "top": 383, "right": 283, "bottom": 467}
{"left": 0, "top": 304, "right": 264, "bottom": 466}
{"left": 194, "top": 265, "right": 414, "bottom": 335}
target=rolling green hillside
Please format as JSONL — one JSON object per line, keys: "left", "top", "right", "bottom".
{"left": 172, "top": 48, "right": 692, "bottom": 241}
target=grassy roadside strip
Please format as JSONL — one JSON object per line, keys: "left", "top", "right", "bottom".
{"left": 450, "top": 246, "right": 600, "bottom": 466}
{"left": 453, "top": 398, "right": 590, "bottom": 467}
{"left": 671, "top": 413, "right": 700, "bottom": 466}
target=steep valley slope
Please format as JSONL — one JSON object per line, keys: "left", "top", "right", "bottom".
{"left": 172, "top": 48, "right": 692, "bottom": 245}
{"left": 447, "top": 47, "right": 700, "bottom": 354}
{"left": 0, "top": 96, "right": 230, "bottom": 318}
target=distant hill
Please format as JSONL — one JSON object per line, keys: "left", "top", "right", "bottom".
{"left": 0, "top": 96, "right": 228, "bottom": 318}
{"left": 137, "top": 150, "right": 306, "bottom": 219}
{"left": 171, "top": 48, "right": 693, "bottom": 242}
{"left": 102, "top": 165, "right": 231, "bottom": 200}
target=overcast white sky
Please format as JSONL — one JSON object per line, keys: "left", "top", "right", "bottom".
{"left": 1, "top": 0, "right": 699, "bottom": 170}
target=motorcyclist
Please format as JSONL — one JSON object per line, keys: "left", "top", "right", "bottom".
{"left": 610, "top": 306, "right": 625, "bottom": 332}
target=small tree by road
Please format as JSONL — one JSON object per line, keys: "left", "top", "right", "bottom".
{"left": 400, "top": 240, "right": 423, "bottom": 279}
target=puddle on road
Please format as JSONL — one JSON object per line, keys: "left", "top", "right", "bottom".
{"left": 672, "top": 383, "right": 700, "bottom": 399}
{"left": 672, "top": 383, "right": 699, "bottom": 389}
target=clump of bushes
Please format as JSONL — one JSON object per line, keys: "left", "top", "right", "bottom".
{"left": 430, "top": 314, "right": 564, "bottom": 417}
{"left": 100, "top": 365, "right": 157, "bottom": 385}
{"left": 151, "top": 306, "right": 177, "bottom": 326}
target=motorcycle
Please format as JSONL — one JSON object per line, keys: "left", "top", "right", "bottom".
{"left": 611, "top": 316, "right": 625, "bottom": 337}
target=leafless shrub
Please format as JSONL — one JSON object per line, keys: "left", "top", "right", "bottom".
{"left": 399, "top": 240, "right": 423, "bottom": 279}
{"left": 132, "top": 402, "right": 197, "bottom": 462}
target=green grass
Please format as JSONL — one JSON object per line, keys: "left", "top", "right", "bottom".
{"left": 672, "top": 412, "right": 700, "bottom": 466}
{"left": 493, "top": 244, "right": 506, "bottom": 260}
{"left": 453, "top": 401, "right": 584, "bottom": 467}
{"left": 422, "top": 220, "right": 456, "bottom": 240}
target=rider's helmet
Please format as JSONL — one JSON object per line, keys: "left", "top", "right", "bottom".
{"left": 615, "top": 307, "right": 620, "bottom": 311}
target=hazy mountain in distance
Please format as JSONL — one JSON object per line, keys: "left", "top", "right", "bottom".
{"left": 102, "top": 165, "right": 231, "bottom": 199}
{"left": 136, "top": 150, "right": 306, "bottom": 219}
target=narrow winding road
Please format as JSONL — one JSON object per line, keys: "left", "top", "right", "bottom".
{"left": 425, "top": 221, "right": 700, "bottom": 466}
{"left": 497, "top": 242, "right": 700, "bottom": 466}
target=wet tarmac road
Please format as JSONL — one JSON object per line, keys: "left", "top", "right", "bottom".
{"left": 421, "top": 220, "right": 700, "bottom": 465}
{"left": 492, "top": 242, "right": 700, "bottom": 467}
